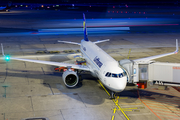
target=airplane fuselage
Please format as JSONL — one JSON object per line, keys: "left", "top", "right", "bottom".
{"left": 80, "top": 39, "right": 127, "bottom": 92}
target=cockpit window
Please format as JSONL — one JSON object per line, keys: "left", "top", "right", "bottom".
{"left": 105, "top": 72, "right": 111, "bottom": 77}
{"left": 112, "top": 73, "right": 118, "bottom": 78}
{"left": 107, "top": 73, "right": 111, "bottom": 77}
{"left": 123, "top": 71, "right": 127, "bottom": 76}
{"left": 105, "top": 72, "right": 109, "bottom": 76}
{"left": 119, "top": 73, "right": 123, "bottom": 78}
{"left": 105, "top": 72, "right": 126, "bottom": 78}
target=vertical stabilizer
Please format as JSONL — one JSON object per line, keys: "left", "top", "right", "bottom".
{"left": 83, "top": 13, "right": 89, "bottom": 41}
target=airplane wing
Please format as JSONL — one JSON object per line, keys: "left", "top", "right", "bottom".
{"left": 9, "top": 57, "right": 90, "bottom": 71}
{"left": 134, "top": 39, "right": 179, "bottom": 62}
{"left": 1, "top": 43, "right": 89, "bottom": 71}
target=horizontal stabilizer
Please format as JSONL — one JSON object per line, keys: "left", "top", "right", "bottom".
{"left": 93, "top": 39, "right": 110, "bottom": 44}
{"left": 58, "top": 40, "right": 80, "bottom": 45}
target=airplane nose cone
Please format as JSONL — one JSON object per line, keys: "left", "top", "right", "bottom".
{"left": 115, "top": 77, "right": 127, "bottom": 92}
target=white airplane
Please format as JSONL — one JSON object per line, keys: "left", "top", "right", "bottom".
{"left": 1, "top": 14, "right": 179, "bottom": 98}
{"left": 0, "top": 1, "right": 12, "bottom": 12}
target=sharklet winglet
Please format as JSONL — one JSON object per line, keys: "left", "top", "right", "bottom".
{"left": 1, "top": 43, "right": 4, "bottom": 56}
{"left": 174, "top": 39, "right": 179, "bottom": 54}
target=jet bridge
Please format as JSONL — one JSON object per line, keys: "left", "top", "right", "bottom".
{"left": 119, "top": 39, "right": 180, "bottom": 88}
{"left": 119, "top": 59, "right": 180, "bottom": 88}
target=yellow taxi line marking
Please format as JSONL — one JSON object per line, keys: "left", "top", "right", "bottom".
{"left": 122, "top": 108, "right": 137, "bottom": 109}
{"left": 112, "top": 107, "right": 117, "bottom": 114}
{"left": 127, "top": 49, "right": 131, "bottom": 59}
{"left": 111, "top": 115, "right": 115, "bottom": 120}
{"left": 98, "top": 80, "right": 110, "bottom": 96}
{"left": 98, "top": 80, "right": 130, "bottom": 120}
{"left": 123, "top": 110, "right": 133, "bottom": 111}
{"left": 119, "top": 97, "right": 128, "bottom": 99}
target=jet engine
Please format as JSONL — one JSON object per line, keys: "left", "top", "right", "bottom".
{"left": 62, "top": 70, "right": 79, "bottom": 87}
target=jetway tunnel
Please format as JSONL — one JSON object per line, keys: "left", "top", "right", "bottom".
{"left": 119, "top": 59, "right": 180, "bottom": 88}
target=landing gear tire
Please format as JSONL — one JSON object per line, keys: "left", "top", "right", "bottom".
{"left": 110, "top": 91, "right": 115, "bottom": 99}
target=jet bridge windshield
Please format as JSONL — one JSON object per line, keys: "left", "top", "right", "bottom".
{"left": 105, "top": 72, "right": 126, "bottom": 78}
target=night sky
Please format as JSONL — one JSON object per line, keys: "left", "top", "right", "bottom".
{"left": 0, "top": 0, "right": 179, "bottom": 4}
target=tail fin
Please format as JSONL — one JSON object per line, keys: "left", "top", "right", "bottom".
{"left": 6, "top": 1, "right": 12, "bottom": 9}
{"left": 83, "top": 13, "right": 89, "bottom": 41}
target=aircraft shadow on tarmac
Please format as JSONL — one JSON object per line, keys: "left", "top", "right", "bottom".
{"left": 1, "top": 64, "right": 180, "bottom": 108}
{"left": 0, "top": 63, "right": 107, "bottom": 105}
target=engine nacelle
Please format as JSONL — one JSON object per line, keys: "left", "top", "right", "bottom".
{"left": 62, "top": 70, "right": 79, "bottom": 87}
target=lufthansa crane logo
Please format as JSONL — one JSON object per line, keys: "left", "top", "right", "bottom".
{"left": 94, "top": 56, "right": 103, "bottom": 68}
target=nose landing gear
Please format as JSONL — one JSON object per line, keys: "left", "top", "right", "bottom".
{"left": 110, "top": 92, "right": 116, "bottom": 99}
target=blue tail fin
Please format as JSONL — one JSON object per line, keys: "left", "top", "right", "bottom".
{"left": 83, "top": 13, "right": 89, "bottom": 41}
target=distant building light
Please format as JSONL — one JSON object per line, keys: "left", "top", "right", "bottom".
{"left": 113, "top": 6, "right": 115, "bottom": 8}
{"left": 20, "top": 5, "right": 23, "bottom": 7}
{"left": 72, "top": 4, "right": 74, "bottom": 7}
{"left": 15, "top": 5, "right": 17, "bottom": 7}
{"left": 26, "top": 5, "right": 28, "bottom": 7}
{"left": 47, "top": 6, "right": 50, "bottom": 8}
{"left": 56, "top": 5, "right": 59, "bottom": 7}
{"left": 41, "top": 5, "right": 44, "bottom": 8}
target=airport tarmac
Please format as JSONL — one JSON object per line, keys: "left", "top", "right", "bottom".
{"left": 0, "top": 8, "right": 180, "bottom": 120}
